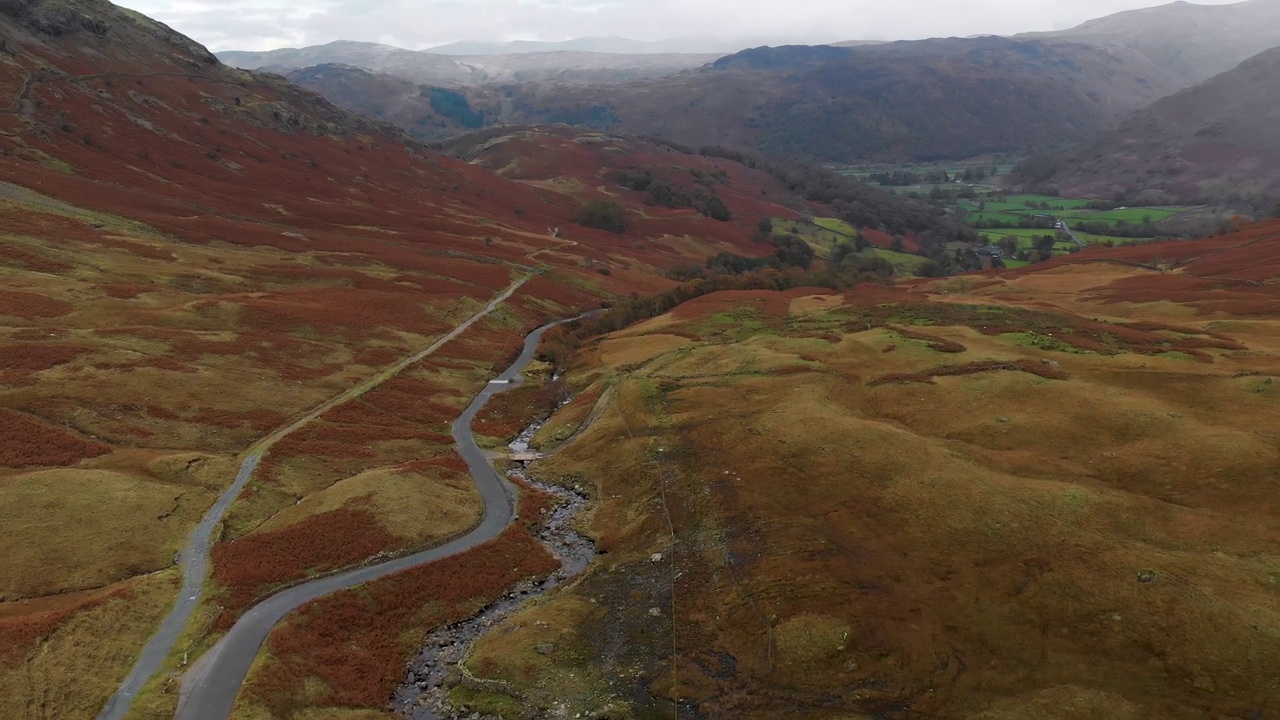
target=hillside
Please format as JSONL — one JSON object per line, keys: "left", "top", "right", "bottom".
{"left": 3, "top": 2, "right": 1277, "bottom": 720}
{"left": 1035, "top": 45, "right": 1280, "bottom": 204}
{"left": 398, "top": 221, "right": 1280, "bottom": 719}
{"left": 441, "top": 125, "right": 973, "bottom": 240}
{"left": 0, "top": 1, "right": 836, "bottom": 717}
{"left": 220, "top": 40, "right": 718, "bottom": 86}
{"left": 483, "top": 36, "right": 1183, "bottom": 163}
{"left": 1021, "top": 0, "right": 1280, "bottom": 88}
{"left": 281, "top": 64, "right": 484, "bottom": 141}
{"left": 286, "top": 35, "right": 1188, "bottom": 164}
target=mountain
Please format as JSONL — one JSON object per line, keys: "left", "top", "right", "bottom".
{"left": 0, "top": 1, "right": 855, "bottom": 716}
{"left": 480, "top": 36, "right": 1186, "bottom": 163}
{"left": 3, "top": 2, "right": 1279, "bottom": 720}
{"left": 1032, "top": 46, "right": 1280, "bottom": 204}
{"left": 219, "top": 40, "right": 720, "bottom": 86}
{"left": 423, "top": 35, "right": 761, "bottom": 56}
{"left": 1020, "top": 0, "right": 1280, "bottom": 87}
{"left": 281, "top": 64, "right": 486, "bottom": 141}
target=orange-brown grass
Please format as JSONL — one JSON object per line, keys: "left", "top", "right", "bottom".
{"left": 821, "top": 294, "right": 1248, "bottom": 360}
{"left": 98, "top": 282, "right": 157, "bottom": 299}
{"left": 236, "top": 490, "right": 559, "bottom": 717}
{"left": 886, "top": 325, "right": 967, "bottom": 353}
{"left": 869, "top": 359, "right": 1069, "bottom": 385}
{"left": 0, "top": 408, "right": 111, "bottom": 468}
{"left": 0, "top": 242, "right": 73, "bottom": 274}
{"left": 211, "top": 507, "right": 399, "bottom": 631}
{"left": 1, "top": 343, "right": 90, "bottom": 384}
{"left": 472, "top": 381, "right": 559, "bottom": 442}
{"left": 0, "top": 289, "right": 74, "bottom": 320}
{"left": 460, "top": 285, "right": 1280, "bottom": 720}
{"left": 189, "top": 408, "right": 287, "bottom": 433}
{"left": 532, "top": 385, "right": 605, "bottom": 450}
{"left": 0, "top": 587, "right": 127, "bottom": 669}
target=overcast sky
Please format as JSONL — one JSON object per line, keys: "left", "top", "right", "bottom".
{"left": 113, "top": 0, "right": 1242, "bottom": 53}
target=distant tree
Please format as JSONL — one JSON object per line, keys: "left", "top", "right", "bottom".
{"left": 1018, "top": 154, "right": 1062, "bottom": 183}
{"left": 854, "top": 231, "right": 870, "bottom": 252}
{"left": 574, "top": 199, "right": 629, "bottom": 234}
{"left": 772, "top": 236, "right": 815, "bottom": 269}
{"left": 832, "top": 242, "right": 856, "bottom": 263}
{"left": 754, "top": 217, "right": 774, "bottom": 242}
{"left": 890, "top": 235, "right": 906, "bottom": 253}
{"left": 618, "top": 169, "right": 654, "bottom": 191}
{"left": 998, "top": 236, "right": 1019, "bottom": 256}
{"left": 702, "top": 195, "right": 732, "bottom": 222}
{"left": 915, "top": 259, "right": 947, "bottom": 278}
{"left": 1271, "top": 201, "right": 1280, "bottom": 218}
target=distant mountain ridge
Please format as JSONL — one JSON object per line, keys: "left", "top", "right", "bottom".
{"left": 224, "top": 0, "right": 1280, "bottom": 168}
{"left": 1034, "top": 45, "right": 1280, "bottom": 205}
{"left": 1019, "top": 0, "right": 1280, "bottom": 86}
{"left": 423, "top": 35, "right": 774, "bottom": 56}
{"left": 478, "top": 36, "right": 1189, "bottom": 163}
{"left": 218, "top": 40, "right": 720, "bottom": 86}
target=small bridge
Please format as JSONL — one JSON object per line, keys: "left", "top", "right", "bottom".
{"left": 511, "top": 451, "right": 544, "bottom": 463}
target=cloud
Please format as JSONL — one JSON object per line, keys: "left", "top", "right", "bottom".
{"left": 115, "top": 0, "right": 1245, "bottom": 52}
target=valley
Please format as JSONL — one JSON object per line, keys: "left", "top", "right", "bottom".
{"left": 0, "top": 0, "right": 1277, "bottom": 719}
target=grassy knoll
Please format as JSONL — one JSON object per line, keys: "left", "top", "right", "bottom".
{"left": 0, "top": 467, "right": 221, "bottom": 600}
{"left": 455, "top": 265, "right": 1280, "bottom": 719}
{"left": 0, "top": 570, "right": 181, "bottom": 720}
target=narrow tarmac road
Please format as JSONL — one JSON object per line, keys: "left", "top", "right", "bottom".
{"left": 174, "top": 311, "right": 586, "bottom": 720}
{"left": 97, "top": 278, "right": 529, "bottom": 720}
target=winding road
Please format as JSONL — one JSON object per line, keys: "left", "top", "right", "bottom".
{"left": 173, "top": 311, "right": 587, "bottom": 719}
{"left": 98, "top": 278, "right": 530, "bottom": 720}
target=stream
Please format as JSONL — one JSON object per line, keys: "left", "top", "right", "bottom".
{"left": 392, "top": 413, "right": 596, "bottom": 720}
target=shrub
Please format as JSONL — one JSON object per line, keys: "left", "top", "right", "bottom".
{"left": 701, "top": 195, "right": 732, "bottom": 222}
{"left": 573, "top": 199, "right": 628, "bottom": 234}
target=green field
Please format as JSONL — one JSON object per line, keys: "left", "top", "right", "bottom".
{"left": 813, "top": 217, "right": 858, "bottom": 236}
{"left": 768, "top": 217, "right": 931, "bottom": 275}
{"left": 771, "top": 218, "right": 850, "bottom": 259}
{"left": 871, "top": 248, "right": 930, "bottom": 273}
{"left": 979, "top": 228, "right": 1077, "bottom": 253}
{"left": 960, "top": 196, "right": 1195, "bottom": 226}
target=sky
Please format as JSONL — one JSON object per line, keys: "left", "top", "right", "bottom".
{"left": 113, "top": 0, "right": 1244, "bottom": 53}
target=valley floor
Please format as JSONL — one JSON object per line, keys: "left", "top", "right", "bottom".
{"left": 449, "top": 237, "right": 1280, "bottom": 718}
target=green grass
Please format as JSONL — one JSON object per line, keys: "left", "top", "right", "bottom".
{"left": 813, "top": 217, "right": 858, "bottom": 237}
{"left": 1000, "top": 194, "right": 1095, "bottom": 210}
{"left": 1074, "top": 231, "right": 1142, "bottom": 246}
{"left": 998, "top": 331, "right": 1096, "bottom": 355}
{"left": 448, "top": 686, "right": 523, "bottom": 716}
{"left": 871, "top": 248, "right": 929, "bottom": 273}
{"left": 768, "top": 217, "right": 849, "bottom": 258}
